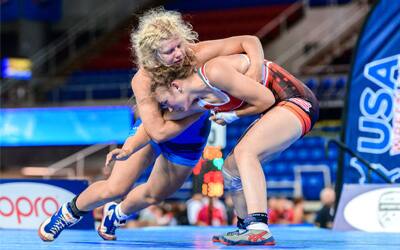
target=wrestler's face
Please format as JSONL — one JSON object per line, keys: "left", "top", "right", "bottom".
{"left": 155, "top": 83, "right": 191, "bottom": 112}
{"left": 157, "top": 37, "right": 186, "bottom": 66}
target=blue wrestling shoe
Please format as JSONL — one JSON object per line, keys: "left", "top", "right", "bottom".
{"left": 97, "top": 202, "right": 126, "bottom": 240}
{"left": 38, "top": 202, "right": 81, "bottom": 241}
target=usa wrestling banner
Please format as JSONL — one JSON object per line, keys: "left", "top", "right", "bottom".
{"left": 341, "top": 0, "right": 400, "bottom": 184}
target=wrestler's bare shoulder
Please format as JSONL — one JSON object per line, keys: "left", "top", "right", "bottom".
{"left": 131, "top": 68, "right": 152, "bottom": 89}
{"left": 188, "top": 42, "right": 211, "bottom": 66}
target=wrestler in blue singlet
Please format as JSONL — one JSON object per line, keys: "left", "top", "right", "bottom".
{"left": 129, "top": 111, "right": 211, "bottom": 167}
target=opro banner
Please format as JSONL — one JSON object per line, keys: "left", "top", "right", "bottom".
{"left": 0, "top": 179, "right": 94, "bottom": 229}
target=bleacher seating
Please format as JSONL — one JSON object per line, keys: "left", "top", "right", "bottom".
{"left": 48, "top": 2, "right": 304, "bottom": 102}
{"left": 186, "top": 5, "right": 293, "bottom": 41}
{"left": 47, "top": 69, "right": 135, "bottom": 102}
{"left": 81, "top": 34, "right": 134, "bottom": 71}
{"left": 308, "top": 0, "right": 352, "bottom": 6}
{"left": 48, "top": 71, "right": 348, "bottom": 103}
{"left": 302, "top": 75, "right": 348, "bottom": 103}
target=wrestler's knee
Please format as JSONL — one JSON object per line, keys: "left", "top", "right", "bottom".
{"left": 223, "top": 168, "right": 243, "bottom": 193}
{"left": 233, "top": 143, "right": 259, "bottom": 165}
{"left": 100, "top": 180, "right": 130, "bottom": 200}
{"left": 143, "top": 186, "right": 166, "bottom": 205}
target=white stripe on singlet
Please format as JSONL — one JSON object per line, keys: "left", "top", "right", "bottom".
{"left": 196, "top": 63, "right": 231, "bottom": 108}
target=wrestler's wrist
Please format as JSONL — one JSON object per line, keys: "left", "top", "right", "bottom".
{"left": 216, "top": 111, "right": 239, "bottom": 124}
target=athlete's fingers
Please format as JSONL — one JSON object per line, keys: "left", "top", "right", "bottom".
{"left": 217, "top": 120, "right": 227, "bottom": 126}
{"left": 105, "top": 153, "right": 114, "bottom": 167}
{"left": 105, "top": 148, "right": 122, "bottom": 166}
{"left": 115, "top": 149, "right": 130, "bottom": 160}
{"left": 213, "top": 118, "right": 226, "bottom": 126}
{"left": 209, "top": 115, "right": 217, "bottom": 122}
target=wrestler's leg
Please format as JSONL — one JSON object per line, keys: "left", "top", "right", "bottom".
{"left": 119, "top": 155, "right": 193, "bottom": 214}
{"left": 38, "top": 144, "right": 157, "bottom": 242}
{"left": 221, "top": 106, "right": 302, "bottom": 245}
{"left": 76, "top": 144, "right": 157, "bottom": 211}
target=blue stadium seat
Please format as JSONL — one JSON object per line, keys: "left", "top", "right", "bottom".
{"left": 297, "top": 148, "right": 309, "bottom": 160}
{"left": 334, "top": 76, "right": 347, "bottom": 98}
{"left": 305, "top": 78, "right": 318, "bottom": 93}
{"left": 310, "top": 148, "right": 324, "bottom": 161}
{"left": 303, "top": 137, "right": 323, "bottom": 147}
{"left": 327, "top": 147, "right": 339, "bottom": 160}
{"left": 318, "top": 77, "right": 334, "bottom": 97}
{"left": 300, "top": 171, "right": 325, "bottom": 200}
{"left": 335, "top": 76, "right": 346, "bottom": 90}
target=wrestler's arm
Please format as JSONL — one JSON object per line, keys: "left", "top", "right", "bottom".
{"left": 106, "top": 102, "right": 206, "bottom": 166}
{"left": 206, "top": 58, "right": 275, "bottom": 117}
{"left": 163, "top": 103, "right": 206, "bottom": 121}
{"left": 105, "top": 124, "right": 151, "bottom": 166}
{"left": 132, "top": 70, "right": 203, "bottom": 143}
{"left": 192, "top": 35, "right": 264, "bottom": 81}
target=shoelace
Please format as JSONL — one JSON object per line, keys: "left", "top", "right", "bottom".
{"left": 226, "top": 229, "right": 246, "bottom": 236}
{"left": 49, "top": 215, "right": 70, "bottom": 235}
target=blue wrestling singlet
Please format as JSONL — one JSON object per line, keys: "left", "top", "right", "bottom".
{"left": 128, "top": 112, "right": 211, "bottom": 167}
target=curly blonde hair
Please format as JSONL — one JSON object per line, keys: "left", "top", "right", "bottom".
{"left": 131, "top": 7, "right": 198, "bottom": 70}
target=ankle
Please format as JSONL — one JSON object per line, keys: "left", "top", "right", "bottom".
{"left": 247, "top": 222, "right": 270, "bottom": 231}
{"left": 237, "top": 216, "right": 245, "bottom": 229}
{"left": 68, "top": 196, "right": 87, "bottom": 218}
{"left": 115, "top": 204, "right": 129, "bottom": 221}
{"left": 243, "top": 212, "right": 269, "bottom": 230}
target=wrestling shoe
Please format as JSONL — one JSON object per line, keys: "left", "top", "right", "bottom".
{"left": 221, "top": 229, "right": 275, "bottom": 246}
{"left": 38, "top": 202, "right": 81, "bottom": 241}
{"left": 212, "top": 217, "right": 246, "bottom": 243}
{"left": 212, "top": 228, "right": 246, "bottom": 243}
{"left": 97, "top": 202, "right": 126, "bottom": 240}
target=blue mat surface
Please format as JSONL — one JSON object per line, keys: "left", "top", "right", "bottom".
{"left": 1, "top": 226, "right": 398, "bottom": 250}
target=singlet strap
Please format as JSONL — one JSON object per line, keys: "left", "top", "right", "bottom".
{"left": 263, "top": 60, "right": 272, "bottom": 87}
{"left": 197, "top": 63, "right": 222, "bottom": 92}
{"left": 196, "top": 63, "right": 230, "bottom": 106}
{"left": 196, "top": 98, "right": 208, "bottom": 108}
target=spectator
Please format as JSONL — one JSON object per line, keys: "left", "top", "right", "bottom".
{"left": 315, "top": 187, "right": 335, "bottom": 228}
{"left": 196, "top": 197, "right": 227, "bottom": 226}
{"left": 268, "top": 197, "right": 294, "bottom": 224}
{"left": 157, "top": 203, "right": 177, "bottom": 226}
{"left": 292, "top": 197, "right": 305, "bottom": 224}
{"left": 224, "top": 194, "right": 236, "bottom": 225}
{"left": 137, "top": 205, "right": 163, "bottom": 227}
{"left": 171, "top": 201, "right": 189, "bottom": 225}
{"left": 186, "top": 193, "right": 204, "bottom": 225}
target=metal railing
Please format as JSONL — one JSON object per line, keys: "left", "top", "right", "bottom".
{"left": 276, "top": 2, "right": 369, "bottom": 72}
{"left": 49, "top": 82, "right": 132, "bottom": 102}
{"left": 325, "top": 139, "right": 393, "bottom": 184}
{"left": 291, "top": 5, "right": 368, "bottom": 71}
{"left": 44, "top": 143, "right": 116, "bottom": 179}
{"left": 255, "top": 1, "right": 304, "bottom": 42}
{"left": 294, "top": 164, "right": 332, "bottom": 198}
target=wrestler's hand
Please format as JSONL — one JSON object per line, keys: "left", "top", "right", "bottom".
{"left": 210, "top": 111, "right": 239, "bottom": 125}
{"left": 245, "top": 65, "right": 262, "bottom": 82}
{"left": 210, "top": 115, "right": 227, "bottom": 126}
{"left": 105, "top": 148, "right": 132, "bottom": 167}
